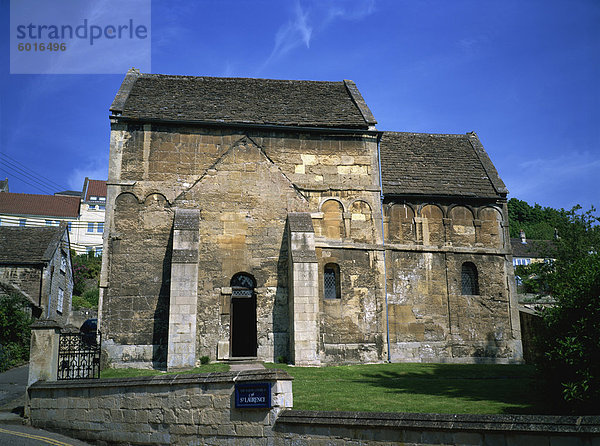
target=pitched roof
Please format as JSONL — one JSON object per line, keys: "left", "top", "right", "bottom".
{"left": 83, "top": 178, "right": 107, "bottom": 201}
{"left": 0, "top": 224, "right": 67, "bottom": 265}
{"left": 110, "top": 69, "right": 376, "bottom": 129}
{"left": 510, "top": 238, "right": 555, "bottom": 258}
{"left": 379, "top": 131, "right": 507, "bottom": 199}
{"left": 0, "top": 192, "right": 80, "bottom": 218}
{"left": 55, "top": 190, "right": 81, "bottom": 197}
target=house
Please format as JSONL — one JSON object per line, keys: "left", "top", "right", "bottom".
{"left": 99, "top": 69, "right": 522, "bottom": 369}
{"left": 0, "top": 223, "right": 73, "bottom": 324}
{"left": 0, "top": 178, "right": 107, "bottom": 255}
{"left": 0, "top": 191, "right": 80, "bottom": 233}
{"left": 76, "top": 178, "right": 107, "bottom": 256}
{"left": 511, "top": 230, "right": 554, "bottom": 267}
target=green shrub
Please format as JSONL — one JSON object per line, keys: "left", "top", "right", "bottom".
{"left": 200, "top": 355, "right": 210, "bottom": 365}
{"left": 0, "top": 293, "right": 34, "bottom": 372}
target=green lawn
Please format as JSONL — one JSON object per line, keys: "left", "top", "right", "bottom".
{"left": 100, "top": 363, "right": 229, "bottom": 378}
{"left": 265, "top": 362, "right": 550, "bottom": 414}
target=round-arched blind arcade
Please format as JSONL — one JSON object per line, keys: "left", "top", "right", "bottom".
{"left": 230, "top": 273, "right": 256, "bottom": 297}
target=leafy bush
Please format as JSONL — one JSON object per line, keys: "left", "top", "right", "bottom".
{"left": 0, "top": 293, "right": 34, "bottom": 372}
{"left": 200, "top": 355, "right": 210, "bottom": 365}
{"left": 532, "top": 206, "right": 600, "bottom": 413}
{"left": 71, "top": 290, "right": 99, "bottom": 310}
{"left": 71, "top": 251, "right": 102, "bottom": 308}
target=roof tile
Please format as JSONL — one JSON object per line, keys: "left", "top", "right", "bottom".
{"left": 380, "top": 131, "right": 506, "bottom": 198}
{"left": 111, "top": 71, "right": 373, "bottom": 129}
{"left": 0, "top": 192, "right": 80, "bottom": 218}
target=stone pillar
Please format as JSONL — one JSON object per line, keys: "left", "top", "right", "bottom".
{"left": 28, "top": 320, "right": 62, "bottom": 386}
{"left": 167, "top": 209, "right": 200, "bottom": 371}
{"left": 287, "top": 213, "right": 320, "bottom": 366}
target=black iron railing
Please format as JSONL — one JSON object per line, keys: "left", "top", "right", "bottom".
{"left": 57, "top": 331, "right": 101, "bottom": 379}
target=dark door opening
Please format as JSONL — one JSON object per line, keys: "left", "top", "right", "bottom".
{"left": 230, "top": 273, "right": 257, "bottom": 357}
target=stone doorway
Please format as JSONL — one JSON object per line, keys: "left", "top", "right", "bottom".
{"left": 230, "top": 273, "right": 257, "bottom": 357}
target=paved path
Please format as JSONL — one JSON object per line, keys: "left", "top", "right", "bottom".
{"left": 0, "top": 424, "right": 92, "bottom": 446}
{"left": 0, "top": 364, "right": 91, "bottom": 445}
{"left": 0, "top": 364, "right": 28, "bottom": 409}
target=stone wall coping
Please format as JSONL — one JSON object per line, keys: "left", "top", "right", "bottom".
{"left": 276, "top": 410, "right": 600, "bottom": 434}
{"left": 29, "top": 369, "right": 293, "bottom": 391}
{"left": 30, "top": 319, "right": 63, "bottom": 329}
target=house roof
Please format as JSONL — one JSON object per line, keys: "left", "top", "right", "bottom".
{"left": 55, "top": 190, "right": 81, "bottom": 197}
{"left": 110, "top": 69, "right": 376, "bottom": 129}
{"left": 510, "top": 238, "right": 555, "bottom": 258}
{"left": 0, "top": 224, "right": 67, "bottom": 265}
{"left": 0, "top": 192, "right": 80, "bottom": 218}
{"left": 82, "top": 178, "right": 107, "bottom": 201}
{"left": 379, "top": 131, "right": 507, "bottom": 199}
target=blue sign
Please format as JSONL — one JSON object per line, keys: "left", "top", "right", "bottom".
{"left": 234, "top": 382, "right": 272, "bottom": 409}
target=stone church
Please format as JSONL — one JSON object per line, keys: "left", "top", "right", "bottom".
{"left": 99, "top": 68, "right": 522, "bottom": 369}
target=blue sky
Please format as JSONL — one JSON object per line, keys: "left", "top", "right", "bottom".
{"left": 1, "top": 0, "right": 599, "bottom": 211}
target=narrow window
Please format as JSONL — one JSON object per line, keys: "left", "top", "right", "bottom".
{"left": 19, "top": 219, "right": 26, "bottom": 227}
{"left": 461, "top": 262, "right": 479, "bottom": 295}
{"left": 46, "top": 220, "right": 52, "bottom": 226}
{"left": 60, "top": 252, "right": 67, "bottom": 273}
{"left": 57, "top": 288, "right": 64, "bottom": 314}
{"left": 67, "top": 222, "right": 72, "bottom": 232}
{"left": 95, "top": 247, "right": 102, "bottom": 257}
{"left": 324, "top": 263, "right": 341, "bottom": 299}
{"left": 97, "top": 222, "right": 104, "bottom": 233}
{"left": 87, "top": 222, "right": 94, "bottom": 232}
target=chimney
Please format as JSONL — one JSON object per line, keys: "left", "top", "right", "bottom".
{"left": 554, "top": 228, "right": 559, "bottom": 240}
{"left": 520, "top": 229, "right": 526, "bottom": 244}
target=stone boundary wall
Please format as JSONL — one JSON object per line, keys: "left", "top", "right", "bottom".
{"left": 28, "top": 369, "right": 293, "bottom": 445}
{"left": 275, "top": 410, "right": 600, "bottom": 445}
{"left": 28, "top": 372, "right": 600, "bottom": 445}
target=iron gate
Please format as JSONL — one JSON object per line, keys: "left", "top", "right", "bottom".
{"left": 57, "top": 331, "right": 101, "bottom": 379}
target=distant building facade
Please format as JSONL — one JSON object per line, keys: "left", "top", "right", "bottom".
{"left": 0, "top": 178, "right": 106, "bottom": 255}
{"left": 100, "top": 70, "right": 522, "bottom": 369}
{"left": 0, "top": 223, "right": 73, "bottom": 324}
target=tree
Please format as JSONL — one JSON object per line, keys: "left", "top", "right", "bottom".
{"left": 507, "top": 198, "right": 571, "bottom": 240}
{"left": 0, "top": 292, "right": 34, "bottom": 372}
{"left": 534, "top": 206, "right": 600, "bottom": 412}
{"left": 71, "top": 251, "right": 101, "bottom": 309}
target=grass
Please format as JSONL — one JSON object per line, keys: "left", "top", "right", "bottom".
{"left": 265, "top": 362, "right": 550, "bottom": 414}
{"left": 100, "top": 363, "right": 229, "bottom": 378}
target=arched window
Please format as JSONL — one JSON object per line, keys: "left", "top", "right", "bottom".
{"left": 230, "top": 272, "right": 256, "bottom": 297}
{"left": 461, "top": 262, "right": 479, "bottom": 295}
{"left": 324, "top": 263, "right": 341, "bottom": 299}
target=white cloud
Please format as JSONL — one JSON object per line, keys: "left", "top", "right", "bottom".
{"left": 259, "top": 0, "right": 376, "bottom": 72}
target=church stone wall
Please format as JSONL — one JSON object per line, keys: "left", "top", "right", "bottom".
{"left": 101, "top": 123, "right": 382, "bottom": 367}
{"left": 384, "top": 201, "right": 521, "bottom": 363}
